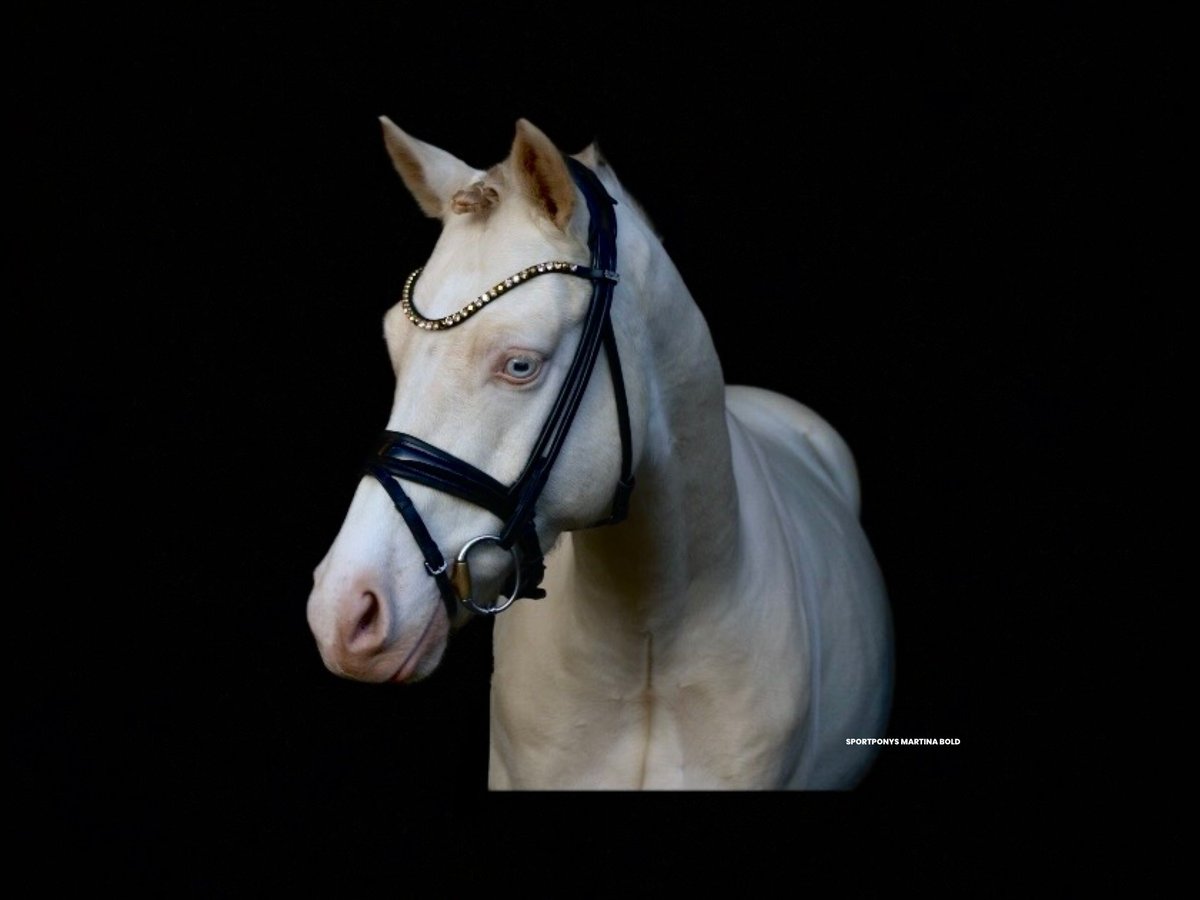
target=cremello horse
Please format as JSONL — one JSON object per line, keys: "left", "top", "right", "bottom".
{"left": 308, "top": 118, "right": 892, "bottom": 789}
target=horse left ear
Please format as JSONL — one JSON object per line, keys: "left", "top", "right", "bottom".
{"left": 509, "top": 119, "right": 575, "bottom": 229}
{"left": 380, "top": 117, "right": 482, "bottom": 219}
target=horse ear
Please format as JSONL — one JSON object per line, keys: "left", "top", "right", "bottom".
{"left": 510, "top": 119, "right": 575, "bottom": 229}
{"left": 379, "top": 117, "right": 480, "bottom": 219}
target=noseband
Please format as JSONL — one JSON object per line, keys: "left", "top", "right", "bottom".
{"left": 364, "top": 158, "right": 634, "bottom": 618}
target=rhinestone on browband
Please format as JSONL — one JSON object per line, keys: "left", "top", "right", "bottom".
{"left": 400, "top": 262, "right": 590, "bottom": 331}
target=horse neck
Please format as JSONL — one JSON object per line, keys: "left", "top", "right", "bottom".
{"left": 565, "top": 178, "right": 741, "bottom": 632}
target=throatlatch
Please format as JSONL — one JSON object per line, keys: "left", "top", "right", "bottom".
{"left": 365, "top": 157, "right": 635, "bottom": 618}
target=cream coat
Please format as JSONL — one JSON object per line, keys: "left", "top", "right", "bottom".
{"left": 308, "top": 119, "right": 892, "bottom": 789}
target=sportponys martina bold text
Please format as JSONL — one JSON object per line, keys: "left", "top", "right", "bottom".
{"left": 847, "top": 738, "right": 961, "bottom": 746}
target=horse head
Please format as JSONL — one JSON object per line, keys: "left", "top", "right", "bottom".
{"left": 307, "top": 119, "right": 640, "bottom": 683}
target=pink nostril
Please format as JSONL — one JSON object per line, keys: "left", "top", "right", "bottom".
{"left": 344, "top": 591, "right": 386, "bottom": 652}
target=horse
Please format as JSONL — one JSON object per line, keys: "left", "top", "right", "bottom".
{"left": 307, "top": 118, "right": 893, "bottom": 789}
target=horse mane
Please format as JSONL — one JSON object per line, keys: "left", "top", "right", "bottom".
{"left": 566, "top": 142, "right": 659, "bottom": 239}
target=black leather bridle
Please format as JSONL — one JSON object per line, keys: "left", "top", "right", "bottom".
{"left": 364, "top": 158, "right": 634, "bottom": 618}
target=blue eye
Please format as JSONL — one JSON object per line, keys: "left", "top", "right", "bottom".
{"left": 502, "top": 355, "right": 541, "bottom": 381}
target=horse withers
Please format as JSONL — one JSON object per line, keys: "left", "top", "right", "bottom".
{"left": 307, "top": 118, "right": 892, "bottom": 789}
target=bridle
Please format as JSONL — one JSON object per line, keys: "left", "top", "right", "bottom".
{"left": 364, "top": 157, "right": 635, "bottom": 618}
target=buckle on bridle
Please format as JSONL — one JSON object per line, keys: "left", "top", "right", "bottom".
{"left": 571, "top": 266, "right": 619, "bottom": 283}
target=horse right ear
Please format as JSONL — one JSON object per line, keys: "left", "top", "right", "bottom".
{"left": 379, "top": 117, "right": 482, "bottom": 219}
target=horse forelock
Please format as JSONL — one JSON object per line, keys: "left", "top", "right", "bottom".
{"left": 450, "top": 181, "right": 499, "bottom": 214}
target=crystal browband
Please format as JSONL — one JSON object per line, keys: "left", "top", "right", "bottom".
{"left": 400, "top": 262, "right": 619, "bottom": 331}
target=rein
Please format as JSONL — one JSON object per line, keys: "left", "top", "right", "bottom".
{"left": 364, "top": 157, "right": 634, "bottom": 618}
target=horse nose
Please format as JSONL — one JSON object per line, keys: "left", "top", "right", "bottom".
{"left": 307, "top": 578, "right": 393, "bottom": 678}
{"left": 342, "top": 590, "right": 388, "bottom": 654}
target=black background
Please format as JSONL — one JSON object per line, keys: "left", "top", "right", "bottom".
{"left": 14, "top": 5, "right": 1167, "bottom": 890}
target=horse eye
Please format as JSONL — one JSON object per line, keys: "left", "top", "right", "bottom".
{"left": 501, "top": 354, "right": 541, "bottom": 382}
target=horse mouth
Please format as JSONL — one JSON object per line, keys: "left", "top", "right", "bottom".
{"left": 388, "top": 604, "right": 444, "bottom": 683}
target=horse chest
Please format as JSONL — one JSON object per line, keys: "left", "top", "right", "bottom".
{"left": 489, "top": 617, "right": 810, "bottom": 789}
